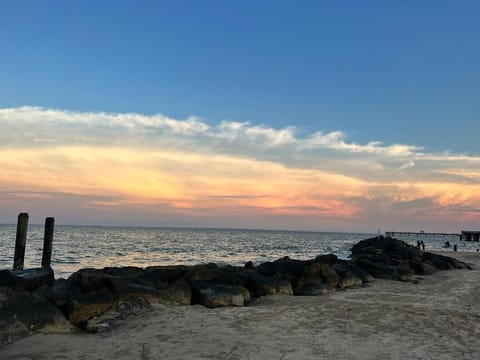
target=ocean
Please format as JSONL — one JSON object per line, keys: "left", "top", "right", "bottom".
{"left": 0, "top": 225, "right": 477, "bottom": 278}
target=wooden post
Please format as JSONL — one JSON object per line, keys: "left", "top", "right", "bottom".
{"left": 41, "top": 217, "right": 55, "bottom": 268}
{"left": 13, "top": 213, "right": 29, "bottom": 270}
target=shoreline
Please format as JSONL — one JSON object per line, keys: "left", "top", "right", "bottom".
{"left": 2, "top": 252, "right": 479, "bottom": 360}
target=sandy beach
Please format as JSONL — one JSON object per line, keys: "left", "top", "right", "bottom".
{"left": 1, "top": 252, "right": 479, "bottom": 360}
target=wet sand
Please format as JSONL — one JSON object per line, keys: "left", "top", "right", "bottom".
{"left": 1, "top": 252, "right": 479, "bottom": 360}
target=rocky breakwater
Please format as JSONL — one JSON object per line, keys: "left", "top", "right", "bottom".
{"left": 351, "top": 236, "right": 471, "bottom": 280}
{"left": 0, "top": 237, "right": 471, "bottom": 345}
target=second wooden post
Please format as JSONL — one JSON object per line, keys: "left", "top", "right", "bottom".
{"left": 41, "top": 217, "right": 55, "bottom": 268}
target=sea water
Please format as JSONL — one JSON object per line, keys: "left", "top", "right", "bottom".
{"left": 0, "top": 225, "right": 477, "bottom": 278}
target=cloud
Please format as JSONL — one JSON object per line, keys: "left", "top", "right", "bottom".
{"left": 2, "top": 106, "right": 479, "bottom": 182}
{"left": 0, "top": 106, "right": 479, "bottom": 231}
{"left": 398, "top": 161, "right": 415, "bottom": 171}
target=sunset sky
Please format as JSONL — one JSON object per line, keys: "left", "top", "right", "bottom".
{"left": 1, "top": 1, "right": 479, "bottom": 232}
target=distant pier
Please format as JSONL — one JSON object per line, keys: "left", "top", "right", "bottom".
{"left": 385, "top": 231, "right": 462, "bottom": 239}
{"left": 461, "top": 231, "right": 480, "bottom": 242}
{"left": 385, "top": 230, "right": 480, "bottom": 241}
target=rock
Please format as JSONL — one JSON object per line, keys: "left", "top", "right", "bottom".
{"left": 256, "top": 257, "right": 307, "bottom": 283}
{"left": 421, "top": 263, "right": 440, "bottom": 276}
{"left": 154, "top": 279, "right": 192, "bottom": 305}
{"left": 85, "top": 297, "right": 153, "bottom": 333}
{"left": 102, "top": 266, "right": 144, "bottom": 279}
{"left": 134, "top": 266, "right": 189, "bottom": 289}
{"left": 191, "top": 282, "right": 250, "bottom": 307}
{"left": 185, "top": 263, "right": 220, "bottom": 282}
{"left": 184, "top": 264, "right": 252, "bottom": 289}
{"left": 422, "top": 252, "right": 471, "bottom": 271}
{"left": 243, "top": 271, "right": 294, "bottom": 297}
{"left": 67, "top": 268, "right": 162, "bottom": 302}
{"left": 274, "top": 279, "right": 294, "bottom": 295}
{"left": 62, "top": 286, "right": 117, "bottom": 327}
{"left": 295, "top": 283, "right": 332, "bottom": 296}
{"left": 294, "top": 263, "right": 340, "bottom": 295}
{"left": 0, "top": 268, "right": 55, "bottom": 291}
{"left": 313, "top": 254, "right": 339, "bottom": 264}
{"left": 48, "top": 270, "right": 147, "bottom": 327}
{"left": 0, "top": 287, "right": 74, "bottom": 346}
{"left": 350, "top": 236, "right": 469, "bottom": 281}
{"left": 355, "top": 258, "right": 414, "bottom": 281}
{"left": 244, "top": 261, "right": 255, "bottom": 270}
{"left": 332, "top": 262, "right": 373, "bottom": 288}
{"left": 215, "top": 267, "right": 250, "bottom": 287}
{"left": 36, "top": 278, "right": 76, "bottom": 308}
{"left": 245, "top": 272, "right": 277, "bottom": 297}
{"left": 40, "top": 268, "right": 193, "bottom": 328}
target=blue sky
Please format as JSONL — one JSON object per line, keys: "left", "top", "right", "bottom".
{"left": 0, "top": 1, "right": 479, "bottom": 231}
{"left": 1, "top": 0, "right": 479, "bottom": 153}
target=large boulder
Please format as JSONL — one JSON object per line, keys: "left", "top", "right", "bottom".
{"left": 101, "top": 266, "right": 144, "bottom": 279}
{"left": 56, "top": 284, "right": 117, "bottom": 328}
{"left": 294, "top": 263, "right": 340, "bottom": 295}
{"left": 84, "top": 297, "right": 153, "bottom": 333}
{"left": 354, "top": 258, "right": 415, "bottom": 281}
{"left": 245, "top": 272, "right": 278, "bottom": 297}
{"left": 422, "top": 252, "right": 471, "bottom": 271}
{"left": 154, "top": 279, "right": 192, "bottom": 305}
{"left": 0, "top": 268, "right": 54, "bottom": 291}
{"left": 43, "top": 268, "right": 191, "bottom": 327}
{"left": 185, "top": 263, "right": 221, "bottom": 282}
{"left": 256, "top": 257, "right": 308, "bottom": 283}
{"left": 134, "top": 266, "right": 189, "bottom": 289}
{"left": 0, "top": 287, "right": 74, "bottom": 346}
{"left": 313, "top": 254, "right": 339, "bottom": 265}
{"left": 191, "top": 282, "right": 250, "bottom": 307}
{"left": 332, "top": 262, "right": 373, "bottom": 288}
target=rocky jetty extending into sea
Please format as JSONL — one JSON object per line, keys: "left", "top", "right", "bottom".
{"left": 0, "top": 236, "right": 471, "bottom": 346}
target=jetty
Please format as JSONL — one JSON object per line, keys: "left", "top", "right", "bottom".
{"left": 385, "top": 230, "right": 480, "bottom": 242}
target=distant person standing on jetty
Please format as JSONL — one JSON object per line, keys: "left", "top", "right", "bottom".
{"left": 420, "top": 241, "right": 425, "bottom": 251}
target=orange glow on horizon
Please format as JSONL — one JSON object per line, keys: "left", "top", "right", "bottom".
{"left": 1, "top": 146, "right": 479, "bottom": 225}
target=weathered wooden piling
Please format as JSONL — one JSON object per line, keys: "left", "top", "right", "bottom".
{"left": 41, "top": 217, "right": 55, "bottom": 268}
{"left": 13, "top": 213, "right": 29, "bottom": 270}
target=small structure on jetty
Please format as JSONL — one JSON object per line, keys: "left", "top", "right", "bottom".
{"left": 461, "top": 231, "right": 480, "bottom": 242}
{"left": 385, "top": 230, "right": 480, "bottom": 242}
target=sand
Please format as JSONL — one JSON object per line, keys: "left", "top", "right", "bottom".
{"left": 1, "top": 252, "right": 479, "bottom": 360}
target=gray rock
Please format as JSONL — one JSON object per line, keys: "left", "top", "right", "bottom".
{"left": 191, "top": 282, "right": 249, "bottom": 307}
{"left": 0, "top": 268, "right": 54, "bottom": 291}
{"left": 332, "top": 263, "right": 371, "bottom": 288}
{"left": 134, "top": 265, "right": 189, "bottom": 289}
{"left": 294, "top": 263, "right": 340, "bottom": 295}
{"left": 246, "top": 272, "right": 277, "bottom": 296}
{"left": 85, "top": 297, "right": 153, "bottom": 333}
{"left": 0, "top": 287, "right": 74, "bottom": 346}
{"left": 185, "top": 263, "right": 220, "bottom": 282}
{"left": 355, "top": 258, "right": 414, "bottom": 281}
{"left": 154, "top": 279, "right": 192, "bottom": 305}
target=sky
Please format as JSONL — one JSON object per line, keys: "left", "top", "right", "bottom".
{"left": 0, "top": 1, "right": 479, "bottom": 232}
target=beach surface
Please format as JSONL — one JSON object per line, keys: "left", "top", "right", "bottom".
{"left": 1, "top": 252, "right": 479, "bottom": 360}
